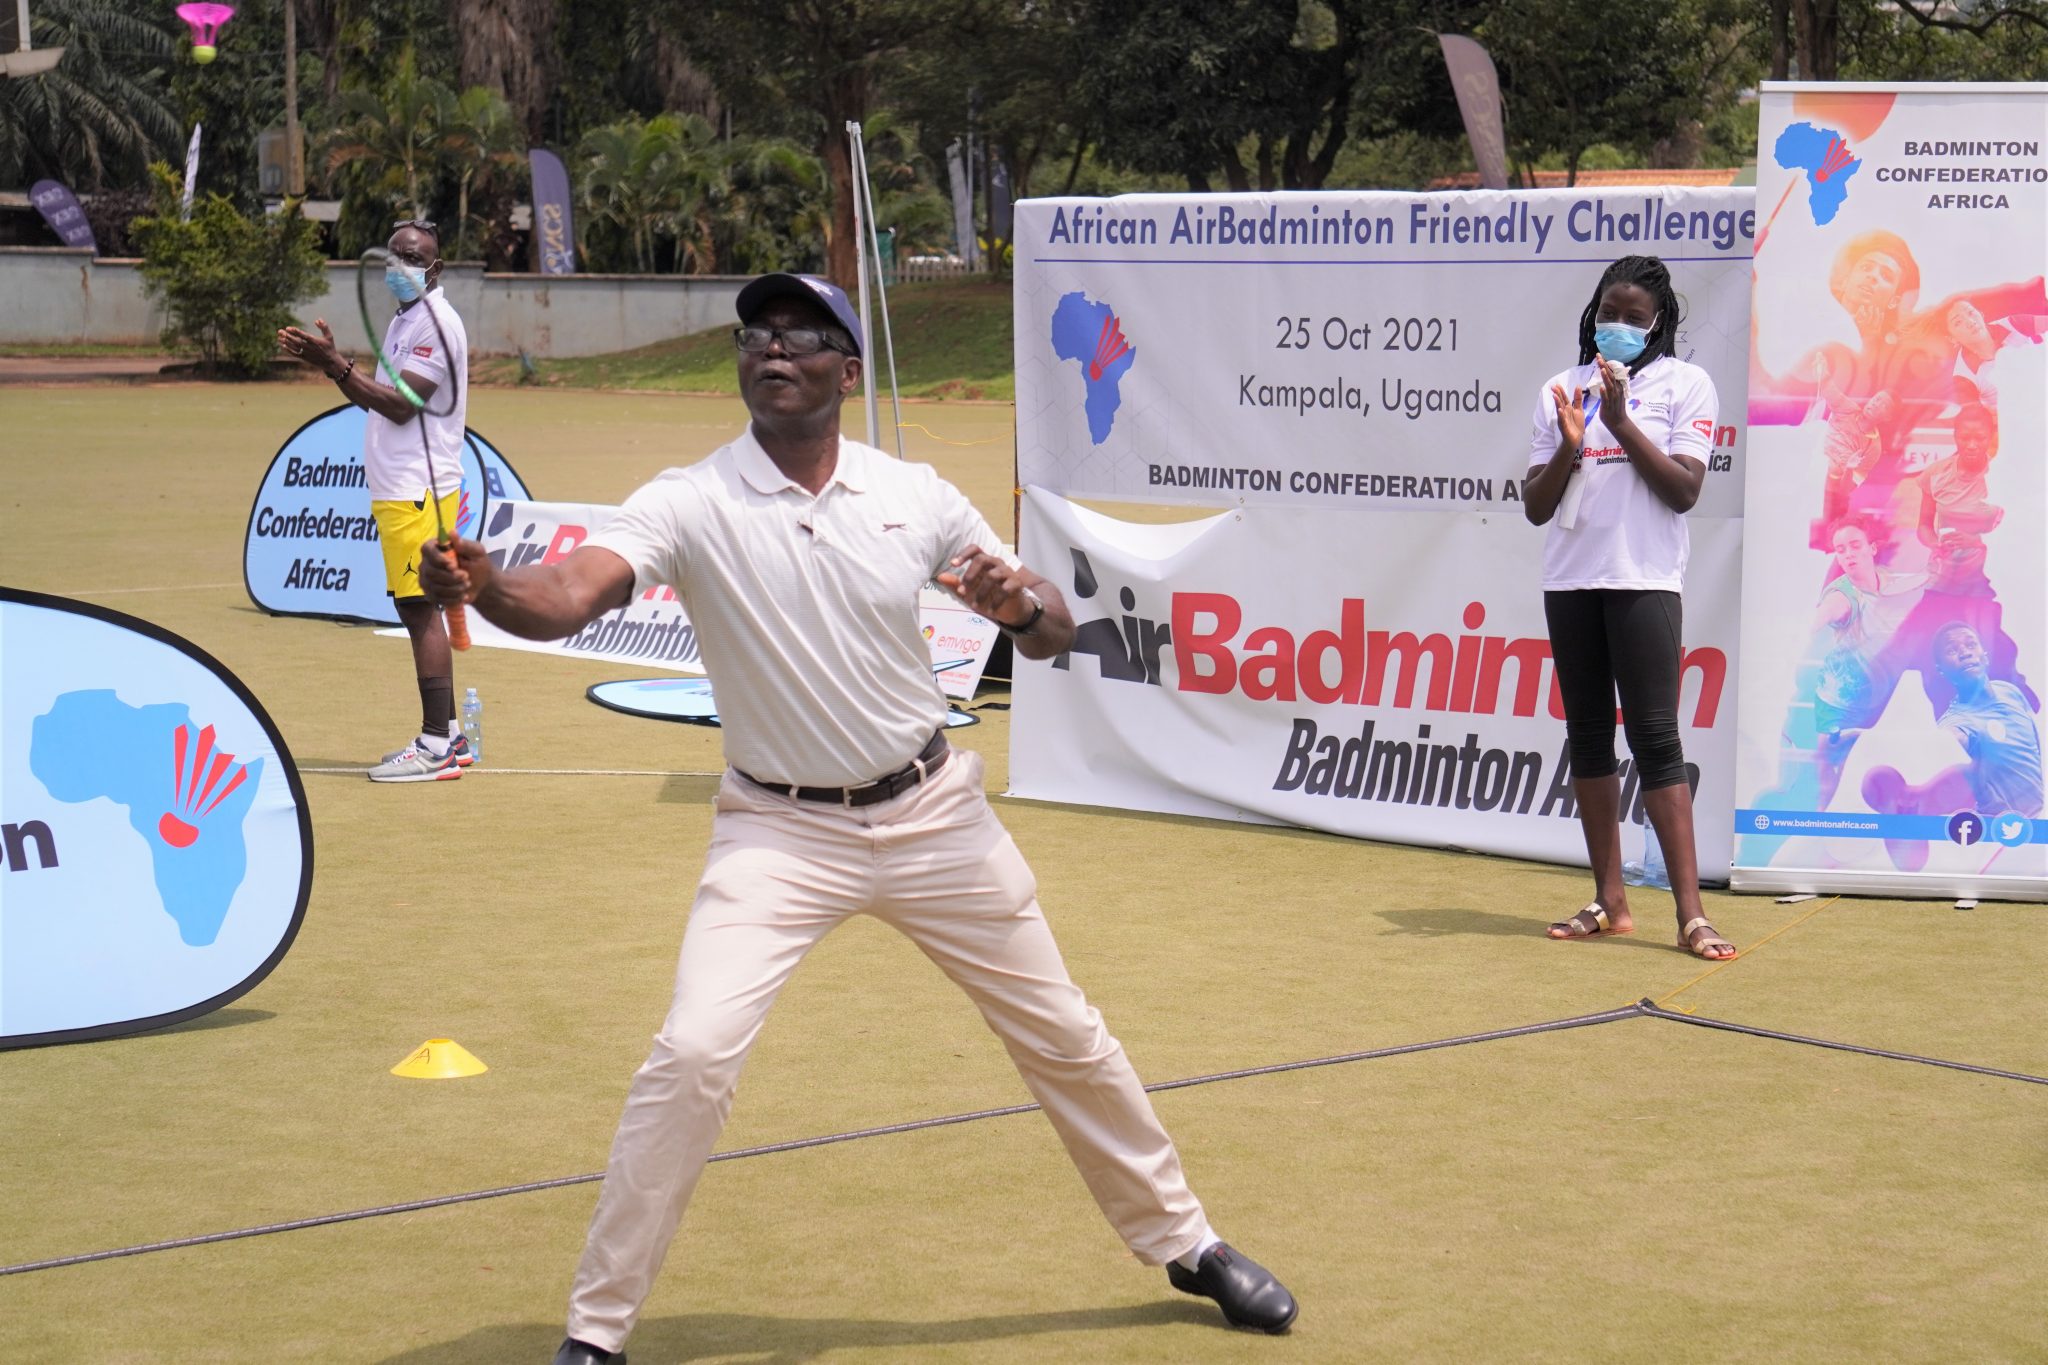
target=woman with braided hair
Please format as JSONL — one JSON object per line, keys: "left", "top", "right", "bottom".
{"left": 1522, "top": 255, "right": 1736, "bottom": 961}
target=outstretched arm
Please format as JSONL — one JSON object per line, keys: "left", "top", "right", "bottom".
{"left": 937, "top": 547, "right": 1076, "bottom": 662}
{"left": 420, "top": 538, "right": 636, "bottom": 640}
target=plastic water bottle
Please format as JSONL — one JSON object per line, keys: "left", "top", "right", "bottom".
{"left": 461, "top": 687, "right": 483, "bottom": 764}
{"left": 1624, "top": 810, "right": 1671, "bottom": 889}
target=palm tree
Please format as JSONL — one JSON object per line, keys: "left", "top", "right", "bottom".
{"left": 576, "top": 113, "right": 690, "bottom": 273}
{"left": 0, "top": 0, "right": 179, "bottom": 192}
{"left": 321, "top": 48, "right": 454, "bottom": 219}
{"left": 440, "top": 85, "right": 525, "bottom": 261}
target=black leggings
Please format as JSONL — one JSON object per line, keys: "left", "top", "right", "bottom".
{"left": 1543, "top": 589, "right": 1689, "bottom": 790}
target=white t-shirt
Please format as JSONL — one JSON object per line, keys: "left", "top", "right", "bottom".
{"left": 363, "top": 286, "right": 468, "bottom": 501}
{"left": 1525, "top": 355, "right": 1717, "bottom": 591}
{"left": 585, "top": 430, "right": 1004, "bottom": 788}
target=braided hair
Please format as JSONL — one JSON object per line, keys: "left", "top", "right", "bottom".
{"left": 1576, "top": 255, "right": 1683, "bottom": 373}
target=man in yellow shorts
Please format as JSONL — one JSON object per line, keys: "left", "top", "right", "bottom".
{"left": 279, "top": 219, "right": 472, "bottom": 782}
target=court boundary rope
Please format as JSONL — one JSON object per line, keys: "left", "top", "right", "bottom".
{"left": 0, "top": 1005, "right": 1638, "bottom": 1278}
{"left": 1638, "top": 999, "right": 2048, "bottom": 1087}
{"left": 9, "top": 998, "right": 2041, "bottom": 1279}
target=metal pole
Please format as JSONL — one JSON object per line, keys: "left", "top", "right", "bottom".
{"left": 855, "top": 131, "right": 906, "bottom": 459}
{"left": 283, "top": 0, "right": 303, "bottom": 195}
{"left": 847, "top": 121, "right": 878, "bottom": 448}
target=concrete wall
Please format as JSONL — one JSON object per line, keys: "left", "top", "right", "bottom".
{"left": 0, "top": 248, "right": 749, "bottom": 358}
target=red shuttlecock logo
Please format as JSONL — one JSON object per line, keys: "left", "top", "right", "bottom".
{"left": 1816, "top": 134, "right": 1855, "bottom": 183}
{"left": 158, "top": 722, "right": 250, "bottom": 848}
{"left": 1088, "top": 313, "right": 1132, "bottom": 381}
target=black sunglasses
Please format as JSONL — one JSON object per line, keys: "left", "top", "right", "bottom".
{"left": 733, "top": 325, "right": 854, "bottom": 357}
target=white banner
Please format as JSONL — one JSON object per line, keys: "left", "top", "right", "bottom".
{"left": 1012, "top": 491, "right": 1742, "bottom": 871}
{"left": 385, "top": 499, "right": 1002, "bottom": 695}
{"left": 1014, "top": 188, "right": 1755, "bottom": 512}
{"left": 1735, "top": 85, "right": 2047, "bottom": 900}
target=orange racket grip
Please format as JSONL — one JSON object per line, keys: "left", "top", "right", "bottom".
{"left": 445, "top": 600, "right": 471, "bottom": 651}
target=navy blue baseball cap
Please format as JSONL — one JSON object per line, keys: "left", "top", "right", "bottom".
{"left": 735, "top": 273, "right": 864, "bottom": 356}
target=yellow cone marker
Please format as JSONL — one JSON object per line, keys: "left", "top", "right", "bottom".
{"left": 391, "top": 1038, "right": 488, "bottom": 1079}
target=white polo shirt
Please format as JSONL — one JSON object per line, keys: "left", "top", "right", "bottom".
{"left": 364, "top": 286, "right": 468, "bottom": 501}
{"left": 1525, "top": 354, "right": 1717, "bottom": 592}
{"left": 586, "top": 430, "right": 1004, "bottom": 787}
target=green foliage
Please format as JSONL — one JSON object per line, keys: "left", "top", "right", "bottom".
{"left": 131, "top": 165, "right": 327, "bottom": 377}
{"left": 1483, "top": 0, "right": 1758, "bottom": 181}
{"left": 574, "top": 111, "right": 830, "bottom": 274}
{"left": 0, "top": 0, "right": 180, "bottom": 193}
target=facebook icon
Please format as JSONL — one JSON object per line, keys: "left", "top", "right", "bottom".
{"left": 1945, "top": 811, "right": 1984, "bottom": 847}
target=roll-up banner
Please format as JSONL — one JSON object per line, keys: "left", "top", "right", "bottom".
{"left": 1011, "top": 187, "right": 1754, "bottom": 869}
{"left": 1, "top": 590, "right": 312, "bottom": 1048}
{"left": 1011, "top": 490, "right": 1742, "bottom": 870}
{"left": 243, "top": 406, "right": 533, "bottom": 625}
{"left": 1734, "top": 84, "right": 2046, "bottom": 901}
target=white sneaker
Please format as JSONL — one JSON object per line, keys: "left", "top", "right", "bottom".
{"left": 380, "top": 734, "right": 474, "bottom": 767}
{"left": 367, "top": 742, "right": 463, "bottom": 783}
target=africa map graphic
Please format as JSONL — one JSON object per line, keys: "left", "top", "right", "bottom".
{"left": 29, "top": 690, "right": 260, "bottom": 947}
{"left": 1773, "top": 122, "right": 1861, "bottom": 225}
{"left": 1050, "top": 291, "right": 1136, "bottom": 444}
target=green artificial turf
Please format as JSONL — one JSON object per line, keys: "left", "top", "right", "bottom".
{"left": 0, "top": 386, "right": 2042, "bottom": 1363}
{"left": 472, "top": 279, "right": 1017, "bottom": 401}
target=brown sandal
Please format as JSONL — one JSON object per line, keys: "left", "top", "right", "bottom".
{"left": 1678, "top": 916, "right": 1738, "bottom": 960}
{"left": 1548, "top": 903, "right": 1631, "bottom": 940}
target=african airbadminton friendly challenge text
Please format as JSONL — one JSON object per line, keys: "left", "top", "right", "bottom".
{"left": 1009, "top": 188, "right": 1753, "bottom": 871}
{"left": 1733, "top": 85, "right": 2048, "bottom": 900}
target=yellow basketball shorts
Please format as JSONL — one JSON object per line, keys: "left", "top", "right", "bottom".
{"left": 371, "top": 491, "right": 460, "bottom": 600}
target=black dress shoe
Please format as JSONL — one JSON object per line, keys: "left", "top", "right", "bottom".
{"left": 552, "top": 1339, "right": 625, "bottom": 1364}
{"left": 1166, "top": 1242, "right": 1298, "bottom": 1333}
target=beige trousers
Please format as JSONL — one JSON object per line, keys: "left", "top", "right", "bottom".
{"left": 565, "top": 748, "right": 1208, "bottom": 1351}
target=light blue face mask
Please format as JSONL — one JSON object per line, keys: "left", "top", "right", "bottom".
{"left": 1593, "top": 315, "right": 1657, "bottom": 364}
{"left": 385, "top": 261, "right": 427, "bottom": 304}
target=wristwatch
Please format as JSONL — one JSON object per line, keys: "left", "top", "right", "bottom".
{"left": 1002, "top": 587, "right": 1046, "bottom": 637}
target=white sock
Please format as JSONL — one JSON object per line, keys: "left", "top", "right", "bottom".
{"left": 1175, "top": 1229, "right": 1221, "bottom": 1271}
{"left": 446, "top": 720, "right": 462, "bottom": 740}
{"left": 417, "top": 731, "right": 451, "bottom": 757}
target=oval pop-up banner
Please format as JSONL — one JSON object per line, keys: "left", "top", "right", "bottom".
{"left": 0, "top": 590, "right": 313, "bottom": 1048}
{"left": 242, "top": 405, "right": 534, "bottom": 625}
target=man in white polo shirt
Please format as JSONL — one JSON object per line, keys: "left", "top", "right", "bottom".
{"left": 419, "top": 273, "right": 1297, "bottom": 1362}
{"left": 279, "top": 217, "right": 473, "bottom": 781}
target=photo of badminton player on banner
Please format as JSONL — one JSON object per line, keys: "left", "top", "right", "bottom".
{"left": 1734, "top": 85, "right": 2047, "bottom": 898}
{"left": 277, "top": 219, "right": 476, "bottom": 783}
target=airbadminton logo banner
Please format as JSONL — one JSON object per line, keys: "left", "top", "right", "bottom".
{"left": 1735, "top": 84, "right": 2047, "bottom": 900}
{"left": 1016, "top": 187, "right": 1756, "bottom": 512}
{"left": 243, "top": 405, "right": 533, "bottom": 625}
{"left": 1, "top": 591, "right": 312, "bottom": 1049}
{"left": 1010, "top": 490, "right": 1744, "bottom": 871}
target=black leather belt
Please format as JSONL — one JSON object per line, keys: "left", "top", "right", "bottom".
{"left": 737, "top": 729, "right": 950, "bottom": 808}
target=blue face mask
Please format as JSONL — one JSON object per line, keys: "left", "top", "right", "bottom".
{"left": 1593, "top": 316, "right": 1656, "bottom": 364}
{"left": 385, "top": 261, "right": 426, "bottom": 304}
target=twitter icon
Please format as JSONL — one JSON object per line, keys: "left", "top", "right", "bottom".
{"left": 1990, "top": 811, "right": 2033, "bottom": 849}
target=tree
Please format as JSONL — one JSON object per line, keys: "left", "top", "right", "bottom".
{"left": 576, "top": 112, "right": 695, "bottom": 272}
{"left": 0, "top": 0, "right": 180, "bottom": 193}
{"left": 441, "top": 85, "right": 525, "bottom": 262}
{"left": 452, "top": 0, "right": 559, "bottom": 144}
{"left": 664, "top": 0, "right": 961, "bottom": 287}
{"left": 132, "top": 163, "right": 326, "bottom": 375}
{"left": 322, "top": 48, "right": 454, "bottom": 218}
{"left": 1482, "top": 0, "right": 1755, "bottom": 184}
